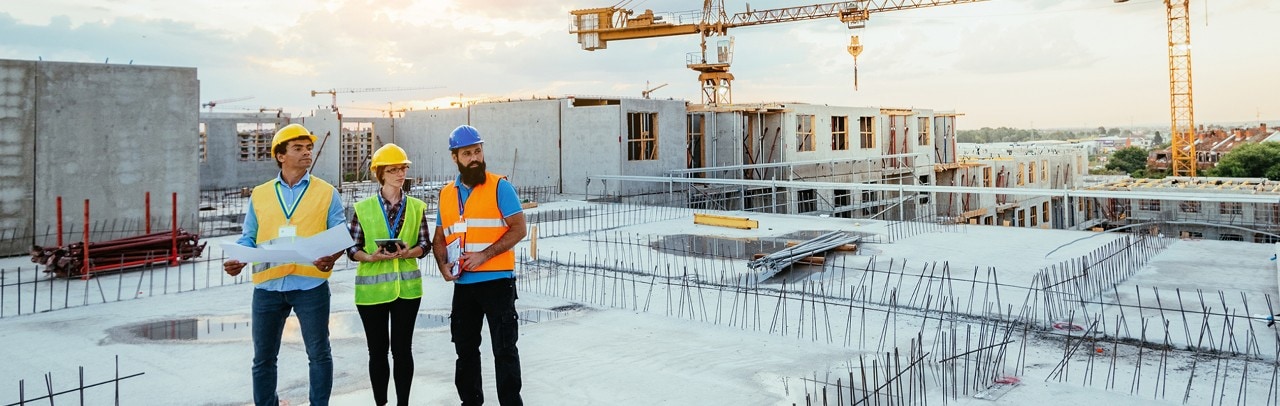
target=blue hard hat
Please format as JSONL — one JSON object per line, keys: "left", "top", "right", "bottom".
{"left": 449, "top": 125, "right": 484, "bottom": 150}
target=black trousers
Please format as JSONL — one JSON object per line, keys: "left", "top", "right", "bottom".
{"left": 357, "top": 297, "right": 421, "bottom": 406}
{"left": 451, "top": 277, "right": 522, "bottom": 406}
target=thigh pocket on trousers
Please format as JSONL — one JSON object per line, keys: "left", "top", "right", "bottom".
{"left": 497, "top": 312, "right": 520, "bottom": 350}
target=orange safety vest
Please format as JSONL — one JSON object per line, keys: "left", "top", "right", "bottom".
{"left": 248, "top": 175, "right": 336, "bottom": 284}
{"left": 439, "top": 172, "right": 515, "bottom": 271}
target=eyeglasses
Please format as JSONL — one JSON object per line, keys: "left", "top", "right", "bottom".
{"left": 384, "top": 166, "right": 408, "bottom": 174}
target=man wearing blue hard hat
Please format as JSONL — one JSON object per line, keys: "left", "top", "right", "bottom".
{"left": 431, "top": 124, "right": 526, "bottom": 405}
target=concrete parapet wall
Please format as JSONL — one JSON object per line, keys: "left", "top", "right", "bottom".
{"left": 0, "top": 59, "right": 199, "bottom": 255}
{"left": 0, "top": 61, "right": 36, "bottom": 255}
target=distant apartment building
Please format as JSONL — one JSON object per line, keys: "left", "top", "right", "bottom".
{"left": 1147, "top": 123, "right": 1278, "bottom": 172}
{"left": 1084, "top": 176, "right": 1280, "bottom": 243}
{"left": 680, "top": 103, "right": 955, "bottom": 221}
{"left": 938, "top": 143, "right": 1089, "bottom": 228}
{"left": 340, "top": 126, "right": 375, "bottom": 181}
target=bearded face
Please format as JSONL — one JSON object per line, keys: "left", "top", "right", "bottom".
{"left": 457, "top": 159, "right": 487, "bottom": 186}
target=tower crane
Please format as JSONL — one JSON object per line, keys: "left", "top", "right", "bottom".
{"left": 642, "top": 81, "right": 669, "bottom": 99}
{"left": 1116, "top": 0, "right": 1197, "bottom": 177}
{"left": 569, "top": 0, "right": 986, "bottom": 105}
{"left": 201, "top": 96, "right": 254, "bottom": 112}
{"left": 309, "top": 86, "right": 444, "bottom": 116}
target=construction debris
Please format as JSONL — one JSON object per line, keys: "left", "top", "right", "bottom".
{"left": 747, "top": 231, "right": 859, "bottom": 280}
{"left": 30, "top": 230, "right": 206, "bottom": 278}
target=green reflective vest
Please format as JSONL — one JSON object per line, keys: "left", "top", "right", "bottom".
{"left": 353, "top": 194, "right": 425, "bottom": 305}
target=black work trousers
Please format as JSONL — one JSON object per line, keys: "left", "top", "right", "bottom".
{"left": 357, "top": 297, "right": 422, "bottom": 406}
{"left": 451, "top": 277, "right": 522, "bottom": 406}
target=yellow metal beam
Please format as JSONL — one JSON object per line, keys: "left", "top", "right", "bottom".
{"left": 694, "top": 213, "right": 758, "bottom": 229}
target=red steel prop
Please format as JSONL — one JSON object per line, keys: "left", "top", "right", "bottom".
{"left": 29, "top": 193, "right": 207, "bottom": 278}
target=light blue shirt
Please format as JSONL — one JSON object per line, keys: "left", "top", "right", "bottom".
{"left": 236, "top": 172, "right": 347, "bottom": 292}
{"left": 436, "top": 176, "right": 522, "bottom": 284}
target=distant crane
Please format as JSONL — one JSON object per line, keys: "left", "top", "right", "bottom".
{"left": 1116, "top": 0, "right": 1198, "bottom": 176}
{"left": 339, "top": 105, "right": 411, "bottom": 118}
{"left": 309, "top": 86, "right": 444, "bottom": 117}
{"left": 569, "top": 0, "right": 985, "bottom": 105}
{"left": 257, "top": 107, "right": 285, "bottom": 118}
{"left": 642, "top": 81, "right": 668, "bottom": 99}
{"left": 201, "top": 96, "right": 254, "bottom": 112}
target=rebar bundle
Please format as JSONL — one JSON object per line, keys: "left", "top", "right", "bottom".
{"left": 29, "top": 230, "right": 206, "bottom": 278}
{"left": 748, "top": 231, "right": 860, "bottom": 281}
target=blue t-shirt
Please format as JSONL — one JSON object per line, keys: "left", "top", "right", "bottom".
{"left": 437, "top": 176, "right": 523, "bottom": 284}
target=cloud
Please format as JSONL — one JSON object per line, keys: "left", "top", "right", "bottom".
{"left": 245, "top": 56, "right": 319, "bottom": 77}
{"left": 952, "top": 21, "right": 1099, "bottom": 75}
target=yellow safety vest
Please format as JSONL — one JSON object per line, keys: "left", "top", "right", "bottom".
{"left": 353, "top": 195, "right": 425, "bottom": 305}
{"left": 248, "top": 175, "right": 336, "bottom": 284}
{"left": 439, "top": 172, "right": 515, "bottom": 271}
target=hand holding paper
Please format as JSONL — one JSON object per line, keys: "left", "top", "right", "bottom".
{"left": 446, "top": 238, "right": 462, "bottom": 278}
{"left": 220, "top": 225, "right": 356, "bottom": 264}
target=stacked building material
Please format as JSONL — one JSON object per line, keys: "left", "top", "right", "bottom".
{"left": 29, "top": 230, "right": 206, "bottom": 278}
{"left": 748, "top": 231, "right": 860, "bottom": 281}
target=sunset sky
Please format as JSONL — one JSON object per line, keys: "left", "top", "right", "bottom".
{"left": 2, "top": 0, "right": 1274, "bottom": 129}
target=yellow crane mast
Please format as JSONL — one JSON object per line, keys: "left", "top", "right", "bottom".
{"left": 569, "top": 0, "right": 987, "bottom": 105}
{"left": 1117, "top": 0, "right": 1196, "bottom": 176}
{"left": 1164, "top": 0, "right": 1196, "bottom": 177}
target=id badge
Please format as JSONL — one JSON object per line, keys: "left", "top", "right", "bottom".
{"left": 278, "top": 225, "right": 297, "bottom": 238}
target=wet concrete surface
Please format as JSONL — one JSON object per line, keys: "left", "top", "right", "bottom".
{"left": 119, "top": 306, "right": 584, "bottom": 342}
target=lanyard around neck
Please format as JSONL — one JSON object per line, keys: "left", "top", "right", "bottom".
{"left": 377, "top": 192, "right": 406, "bottom": 237}
{"left": 274, "top": 179, "right": 310, "bottom": 221}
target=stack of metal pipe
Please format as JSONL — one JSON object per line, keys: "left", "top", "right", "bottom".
{"left": 29, "top": 230, "right": 207, "bottom": 278}
{"left": 748, "top": 231, "right": 860, "bottom": 281}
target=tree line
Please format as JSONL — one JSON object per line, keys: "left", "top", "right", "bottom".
{"left": 956, "top": 126, "right": 1143, "bottom": 144}
{"left": 1102, "top": 143, "right": 1280, "bottom": 180}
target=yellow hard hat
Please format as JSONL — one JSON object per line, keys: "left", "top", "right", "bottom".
{"left": 370, "top": 143, "right": 412, "bottom": 172}
{"left": 270, "top": 123, "right": 317, "bottom": 152}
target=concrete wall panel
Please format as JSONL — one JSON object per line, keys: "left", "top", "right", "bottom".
{"left": 33, "top": 61, "right": 199, "bottom": 246}
{"left": 392, "top": 109, "right": 467, "bottom": 183}
{"left": 198, "top": 113, "right": 288, "bottom": 190}
{"left": 469, "top": 100, "right": 561, "bottom": 190}
{"left": 0, "top": 60, "right": 35, "bottom": 252}
{"left": 299, "top": 109, "right": 341, "bottom": 186}
{"left": 562, "top": 103, "right": 621, "bottom": 196}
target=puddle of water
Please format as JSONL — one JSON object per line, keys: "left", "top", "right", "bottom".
{"left": 652, "top": 235, "right": 790, "bottom": 259}
{"left": 125, "top": 307, "right": 579, "bottom": 342}
{"left": 132, "top": 316, "right": 252, "bottom": 341}
{"left": 778, "top": 230, "right": 876, "bottom": 241}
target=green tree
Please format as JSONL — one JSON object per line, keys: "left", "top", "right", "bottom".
{"left": 1208, "top": 142, "right": 1280, "bottom": 180}
{"left": 1152, "top": 131, "right": 1163, "bottom": 144}
{"left": 1106, "top": 146, "right": 1149, "bottom": 174}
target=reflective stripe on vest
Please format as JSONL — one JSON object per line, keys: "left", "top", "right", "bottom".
{"left": 438, "top": 172, "right": 516, "bottom": 272}
{"left": 442, "top": 218, "right": 506, "bottom": 236}
{"left": 354, "top": 270, "right": 424, "bottom": 286}
{"left": 353, "top": 195, "right": 425, "bottom": 305}
{"left": 249, "top": 175, "right": 336, "bottom": 285}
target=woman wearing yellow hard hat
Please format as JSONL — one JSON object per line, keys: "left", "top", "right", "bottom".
{"left": 344, "top": 143, "right": 428, "bottom": 406}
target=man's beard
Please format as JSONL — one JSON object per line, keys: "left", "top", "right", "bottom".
{"left": 457, "top": 160, "right": 487, "bottom": 186}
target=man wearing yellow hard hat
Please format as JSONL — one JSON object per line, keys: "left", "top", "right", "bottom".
{"left": 344, "top": 143, "right": 430, "bottom": 406}
{"left": 223, "top": 123, "right": 346, "bottom": 406}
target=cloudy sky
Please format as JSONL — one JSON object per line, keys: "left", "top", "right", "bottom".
{"left": 1, "top": 0, "right": 1274, "bottom": 129}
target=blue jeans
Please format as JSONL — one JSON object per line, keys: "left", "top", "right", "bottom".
{"left": 252, "top": 282, "right": 332, "bottom": 406}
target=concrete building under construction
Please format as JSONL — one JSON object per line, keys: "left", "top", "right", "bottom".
{"left": 4, "top": 57, "right": 1279, "bottom": 257}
